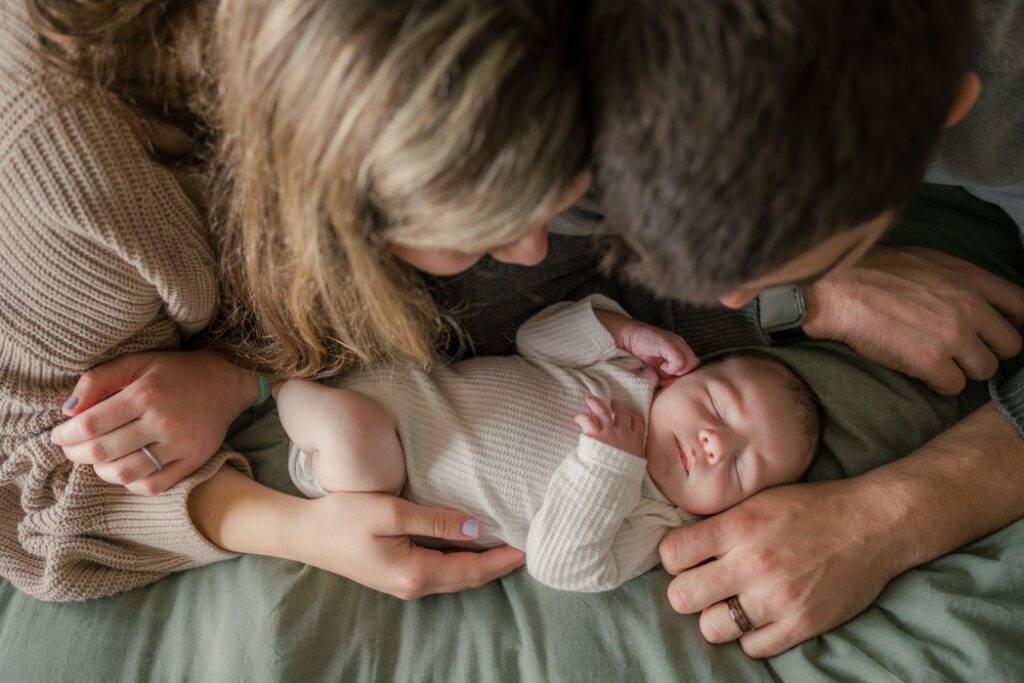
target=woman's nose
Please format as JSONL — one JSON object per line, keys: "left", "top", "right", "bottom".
{"left": 491, "top": 224, "right": 549, "bottom": 266}
{"left": 699, "top": 429, "right": 730, "bottom": 464}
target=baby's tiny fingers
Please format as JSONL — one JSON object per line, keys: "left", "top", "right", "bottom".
{"left": 574, "top": 414, "right": 599, "bottom": 434}
{"left": 611, "top": 399, "right": 633, "bottom": 425}
{"left": 585, "top": 395, "right": 611, "bottom": 420}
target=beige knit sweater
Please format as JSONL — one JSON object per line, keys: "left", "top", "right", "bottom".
{"left": 329, "top": 296, "right": 695, "bottom": 592}
{"left": 0, "top": 0, "right": 249, "bottom": 601}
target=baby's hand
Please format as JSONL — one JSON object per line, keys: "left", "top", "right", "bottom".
{"left": 574, "top": 396, "right": 645, "bottom": 458}
{"left": 625, "top": 322, "right": 699, "bottom": 378}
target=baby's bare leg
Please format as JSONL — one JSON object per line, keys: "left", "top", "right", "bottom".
{"left": 275, "top": 379, "right": 405, "bottom": 494}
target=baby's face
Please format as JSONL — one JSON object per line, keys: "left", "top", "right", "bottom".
{"left": 646, "top": 355, "right": 813, "bottom": 515}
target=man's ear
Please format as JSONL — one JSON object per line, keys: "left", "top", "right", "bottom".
{"left": 945, "top": 72, "right": 981, "bottom": 127}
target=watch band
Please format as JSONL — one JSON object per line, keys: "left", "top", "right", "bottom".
{"left": 757, "top": 285, "right": 807, "bottom": 342}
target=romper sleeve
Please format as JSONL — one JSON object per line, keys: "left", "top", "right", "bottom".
{"left": 514, "top": 294, "right": 634, "bottom": 368}
{"left": 524, "top": 436, "right": 687, "bottom": 592}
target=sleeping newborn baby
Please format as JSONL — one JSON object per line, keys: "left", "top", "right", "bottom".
{"left": 275, "top": 296, "right": 821, "bottom": 592}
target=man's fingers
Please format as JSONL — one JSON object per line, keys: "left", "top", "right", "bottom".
{"left": 665, "top": 560, "right": 738, "bottom": 615}
{"left": 949, "top": 256, "right": 1024, "bottom": 327}
{"left": 406, "top": 544, "right": 526, "bottom": 596}
{"left": 917, "top": 355, "right": 967, "bottom": 396}
{"left": 52, "top": 392, "right": 142, "bottom": 446}
{"left": 62, "top": 354, "right": 151, "bottom": 415}
{"left": 952, "top": 335, "right": 1002, "bottom": 383}
{"left": 974, "top": 305, "right": 1024, "bottom": 361}
{"left": 699, "top": 598, "right": 765, "bottom": 644}
{"left": 738, "top": 619, "right": 803, "bottom": 660}
{"left": 659, "top": 518, "right": 726, "bottom": 573}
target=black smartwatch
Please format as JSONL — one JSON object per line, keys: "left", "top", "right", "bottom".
{"left": 757, "top": 285, "right": 807, "bottom": 343}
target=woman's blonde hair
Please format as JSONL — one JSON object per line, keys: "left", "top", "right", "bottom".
{"left": 213, "top": 0, "right": 589, "bottom": 377}
{"left": 27, "top": 0, "right": 591, "bottom": 378}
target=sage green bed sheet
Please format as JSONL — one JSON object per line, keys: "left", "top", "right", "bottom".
{"left": 3, "top": 185, "right": 1024, "bottom": 682}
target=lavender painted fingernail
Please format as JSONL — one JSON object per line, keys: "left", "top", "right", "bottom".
{"left": 62, "top": 395, "right": 79, "bottom": 411}
{"left": 462, "top": 519, "right": 480, "bottom": 538}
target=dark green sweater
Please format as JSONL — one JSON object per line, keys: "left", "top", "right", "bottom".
{"left": 927, "top": 0, "right": 1024, "bottom": 434}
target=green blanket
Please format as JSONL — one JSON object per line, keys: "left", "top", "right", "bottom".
{"left": 3, "top": 186, "right": 1023, "bottom": 681}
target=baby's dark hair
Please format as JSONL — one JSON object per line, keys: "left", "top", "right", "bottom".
{"left": 706, "top": 349, "right": 823, "bottom": 475}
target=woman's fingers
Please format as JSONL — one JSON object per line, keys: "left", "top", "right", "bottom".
{"left": 380, "top": 497, "right": 487, "bottom": 542}
{"left": 402, "top": 544, "right": 526, "bottom": 598}
{"left": 61, "top": 353, "right": 153, "bottom": 416}
{"left": 59, "top": 421, "right": 146, "bottom": 464}
{"left": 52, "top": 391, "right": 142, "bottom": 446}
{"left": 93, "top": 447, "right": 164, "bottom": 487}
{"left": 364, "top": 497, "right": 526, "bottom": 599}
{"left": 124, "top": 457, "right": 201, "bottom": 497}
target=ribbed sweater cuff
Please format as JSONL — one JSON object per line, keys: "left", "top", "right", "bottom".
{"left": 577, "top": 435, "right": 647, "bottom": 480}
{"left": 990, "top": 362, "right": 1024, "bottom": 437}
{"left": 108, "top": 450, "right": 253, "bottom": 563}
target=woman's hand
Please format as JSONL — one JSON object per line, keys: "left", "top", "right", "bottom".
{"left": 191, "top": 469, "right": 525, "bottom": 600}
{"left": 289, "top": 492, "right": 526, "bottom": 599}
{"left": 595, "top": 310, "right": 699, "bottom": 378}
{"left": 51, "top": 351, "right": 259, "bottom": 495}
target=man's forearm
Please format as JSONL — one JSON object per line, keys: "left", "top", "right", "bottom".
{"left": 861, "top": 401, "right": 1024, "bottom": 575}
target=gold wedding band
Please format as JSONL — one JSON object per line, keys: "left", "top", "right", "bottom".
{"left": 726, "top": 595, "right": 755, "bottom": 633}
{"left": 140, "top": 445, "right": 162, "bottom": 473}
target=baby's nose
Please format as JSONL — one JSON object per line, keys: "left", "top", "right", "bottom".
{"left": 699, "top": 429, "right": 730, "bottom": 464}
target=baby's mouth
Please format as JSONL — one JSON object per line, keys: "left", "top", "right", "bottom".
{"left": 675, "top": 438, "right": 693, "bottom": 475}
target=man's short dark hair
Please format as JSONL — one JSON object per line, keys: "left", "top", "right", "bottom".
{"left": 589, "top": 0, "right": 973, "bottom": 302}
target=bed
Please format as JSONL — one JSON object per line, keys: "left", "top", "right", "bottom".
{"left": 3, "top": 185, "right": 1023, "bottom": 681}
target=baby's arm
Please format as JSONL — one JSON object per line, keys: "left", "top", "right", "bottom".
{"left": 593, "top": 309, "right": 699, "bottom": 378}
{"left": 515, "top": 295, "right": 698, "bottom": 376}
{"left": 275, "top": 379, "right": 405, "bottom": 494}
{"left": 526, "top": 397, "right": 671, "bottom": 591}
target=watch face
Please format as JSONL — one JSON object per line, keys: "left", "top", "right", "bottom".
{"left": 759, "top": 286, "right": 806, "bottom": 332}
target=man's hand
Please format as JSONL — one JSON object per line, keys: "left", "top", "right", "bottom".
{"left": 803, "top": 245, "right": 1024, "bottom": 395}
{"left": 658, "top": 478, "right": 898, "bottom": 658}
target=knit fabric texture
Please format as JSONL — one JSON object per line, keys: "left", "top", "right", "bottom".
{"left": 332, "top": 296, "right": 695, "bottom": 592}
{"left": 0, "top": 1, "right": 250, "bottom": 602}
{"left": 924, "top": 0, "right": 1024, "bottom": 434}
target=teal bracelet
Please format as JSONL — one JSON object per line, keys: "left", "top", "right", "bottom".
{"left": 252, "top": 374, "right": 272, "bottom": 407}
